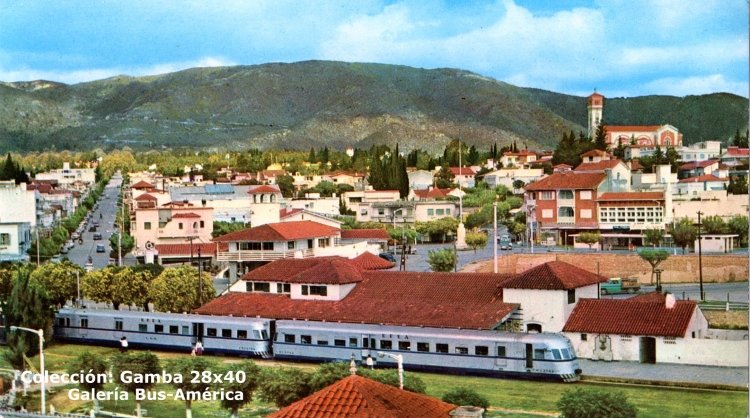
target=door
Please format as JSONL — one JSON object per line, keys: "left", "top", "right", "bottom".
{"left": 192, "top": 322, "right": 204, "bottom": 344}
{"left": 639, "top": 337, "right": 656, "bottom": 363}
{"left": 525, "top": 343, "right": 533, "bottom": 368}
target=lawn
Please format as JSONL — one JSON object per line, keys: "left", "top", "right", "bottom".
{"left": 3, "top": 343, "right": 747, "bottom": 417}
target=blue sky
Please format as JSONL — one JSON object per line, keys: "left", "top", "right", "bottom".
{"left": 0, "top": 0, "right": 747, "bottom": 97}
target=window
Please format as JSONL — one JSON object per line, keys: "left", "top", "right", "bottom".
{"left": 360, "top": 209, "right": 368, "bottom": 215}
{"left": 446, "top": 208, "right": 451, "bottom": 215}
{"left": 138, "top": 324, "right": 148, "bottom": 333}
{"left": 378, "top": 208, "right": 385, "bottom": 215}
{"left": 199, "top": 220, "right": 205, "bottom": 228}
{"left": 238, "top": 330, "right": 248, "bottom": 339}
{"left": 558, "top": 207, "right": 574, "bottom": 217}
{"left": 427, "top": 209, "right": 434, "bottom": 216}
{"left": 182, "top": 326, "right": 189, "bottom": 335}
{"left": 206, "top": 328, "right": 217, "bottom": 337}
{"left": 475, "top": 346, "right": 489, "bottom": 356}
{"left": 540, "top": 191, "right": 554, "bottom": 200}
{"left": 349, "top": 338, "right": 358, "bottom": 347}
{"left": 170, "top": 325, "right": 179, "bottom": 335}
{"left": 115, "top": 320, "right": 123, "bottom": 331}
{"left": 398, "top": 341, "right": 411, "bottom": 351}
{"left": 80, "top": 318, "right": 89, "bottom": 328}
{"left": 567, "top": 288, "right": 576, "bottom": 304}
{"left": 317, "top": 339, "right": 329, "bottom": 346}
{"left": 436, "top": 208, "right": 444, "bottom": 215}
{"left": 436, "top": 343, "right": 449, "bottom": 353}
{"left": 534, "top": 349, "right": 545, "bottom": 359}
{"left": 580, "top": 190, "right": 592, "bottom": 200}
{"left": 156, "top": 324, "right": 165, "bottom": 333}
{"left": 318, "top": 238, "right": 330, "bottom": 248}
{"left": 253, "top": 330, "right": 262, "bottom": 339}
{"left": 276, "top": 283, "right": 291, "bottom": 294}
{"left": 143, "top": 222, "right": 152, "bottom": 230}
{"left": 334, "top": 339, "right": 346, "bottom": 347}
{"left": 581, "top": 333, "right": 587, "bottom": 341}
{"left": 222, "top": 329, "right": 232, "bottom": 338}
{"left": 380, "top": 340, "right": 392, "bottom": 349}
{"left": 302, "top": 285, "right": 327, "bottom": 296}
{"left": 284, "top": 334, "right": 296, "bottom": 343}
{"left": 542, "top": 209, "right": 553, "bottom": 219}
{"left": 580, "top": 209, "right": 592, "bottom": 219}
{"left": 620, "top": 335, "right": 632, "bottom": 342}
{"left": 263, "top": 242, "right": 273, "bottom": 251}
{"left": 455, "top": 346, "right": 469, "bottom": 355}
{"left": 287, "top": 241, "right": 295, "bottom": 250}
{"left": 417, "top": 342, "right": 429, "bottom": 352}
{"left": 497, "top": 346, "right": 506, "bottom": 357}
{"left": 252, "top": 282, "right": 271, "bottom": 292}
{"left": 178, "top": 223, "right": 183, "bottom": 230}
{"left": 552, "top": 349, "right": 562, "bottom": 360}
{"left": 558, "top": 190, "right": 574, "bottom": 199}
{"left": 301, "top": 335, "right": 312, "bottom": 344}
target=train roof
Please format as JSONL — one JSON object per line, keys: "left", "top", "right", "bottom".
{"left": 57, "top": 307, "right": 271, "bottom": 326}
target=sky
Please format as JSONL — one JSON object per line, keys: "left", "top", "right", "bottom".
{"left": 0, "top": 0, "right": 747, "bottom": 98}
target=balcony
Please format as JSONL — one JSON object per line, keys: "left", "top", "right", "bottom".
{"left": 556, "top": 216, "right": 576, "bottom": 224}
{"left": 217, "top": 249, "right": 314, "bottom": 262}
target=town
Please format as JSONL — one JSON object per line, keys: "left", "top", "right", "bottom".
{"left": 0, "top": 90, "right": 746, "bottom": 417}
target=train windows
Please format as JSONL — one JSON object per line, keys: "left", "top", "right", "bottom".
{"left": 115, "top": 320, "right": 123, "bottom": 331}
{"left": 169, "top": 325, "right": 179, "bottom": 334}
{"left": 237, "top": 330, "right": 247, "bottom": 339}
{"left": 380, "top": 340, "right": 392, "bottom": 350}
{"left": 560, "top": 349, "right": 572, "bottom": 360}
{"left": 317, "top": 339, "right": 329, "bottom": 346}
{"left": 222, "top": 329, "right": 232, "bottom": 338}
{"left": 80, "top": 318, "right": 89, "bottom": 328}
{"left": 276, "top": 283, "right": 291, "bottom": 294}
{"left": 138, "top": 324, "right": 148, "bottom": 332}
{"left": 285, "top": 334, "right": 296, "bottom": 343}
{"left": 349, "top": 338, "right": 358, "bottom": 347}
{"left": 497, "top": 346, "right": 506, "bottom": 357}
{"left": 551, "top": 349, "right": 562, "bottom": 360}
{"left": 57, "top": 317, "right": 65, "bottom": 327}
{"left": 207, "top": 328, "right": 217, "bottom": 337}
{"left": 334, "top": 339, "right": 346, "bottom": 347}
{"left": 436, "top": 343, "right": 449, "bottom": 353}
{"left": 455, "top": 346, "right": 468, "bottom": 355}
{"left": 417, "top": 342, "right": 429, "bottom": 352}
{"left": 398, "top": 341, "right": 411, "bottom": 351}
{"left": 155, "top": 324, "right": 164, "bottom": 333}
{"left": 253, "top": 330, "right": 262, "bottom": 339}
{"left": 262, "top": 330, "right": 269, "bottom": 339}
{"left": 182, "top": 326, "right": 189, "bottom": 335}
{"left": 534, "top": 349, "right": 545, "bottom": 359}
{"left": 301, "top": 335, "right": 312, "bottom": 344}
{"left": 475, "top": 346, "right": 489, "bottom": 356}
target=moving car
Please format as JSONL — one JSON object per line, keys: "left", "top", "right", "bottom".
{"left": 499, "top": 235, "right": 513, "bottom": 250}
{"left": 96, "top": 244, "right": 106, "bottom": 253}
{"left": 93, "top": 233, "right": 102, "bottom": 240}
{"left": 600, "top": 277, "right": 641, "bottom": 295}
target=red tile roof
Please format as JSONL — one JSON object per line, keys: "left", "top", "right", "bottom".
{"left": 502, "top": 261, "right": 607, "bottom": 290}
{"left": 340, "top": 229, "right": 389, "bottom": 240}
{"left": 214, "top": 221, "right": 340, "bottom": 242}
{"left": 563, "top": 295, "right": 697, "bottom": 337}
{"left": 351, "top": 252, "right": 395, "bottom": 270}
{"left": 279, "top": 208, "right": 304, "bottom": 219}
{"left": 449, "top": 167, "right": 475, "bottom": 176}
{"left": 260, "top": 170, "right": 287, "bottom": 177}
{"left": 598, "top": 192, "right": 664, "bottom": 201}
{"left": 197, "top": 268, "right": 516, "bottom": 329}
{"left": 607, "top": 125, "right": 661, "bottom": 132}
{"left": 725, "top": 146, "right": 750, "bottom": 156}
{"left": 629, "top": 160, "right": 644, "bottom": 171}
{"left": 268, "top": 375, "right": 456, "bottom": 418}
{"left": 580, "top": 149, "right": 610, "bottom": 158}
{"left": 172, "top": 212, "right": 201, "bottom": 218}
{"left": 679, "top": 160, "right": 718, "bottom": 170}
{"left": 286, "top": 258, "right": 364, "bottom": 284}
{"left": 412, "top": 188, "right": 451, "bottom": 199}
{"left": 678, "top": 174, "right": 728, "bottom": 183}
{"left": 524, "top": 172, "right": 607, "bottom": 191}
{"left": 248, "top": 185, "right": 281, "bottom": 194}
{"left": 131, "top": 180, "right": 154, "bottom": 189}
{"left": 574, "top": 160, "right": 624, "bottom": 172}
{"left": 134, "top": 193, "right": 158, "bottom": 201}
{"left": 155, "top": 242, "right": 227, "bottom": 256}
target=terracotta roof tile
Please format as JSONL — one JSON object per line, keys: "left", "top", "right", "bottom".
{"left": 678, "top": 174, "right": 728, "bottom": 183}
{"left": 598, "top": 192, "right": 664, "bottom": 201}
{"left": 214, "top": 221, "right": 339, "bottom": 242}
{"left": 134, "top": 193, "right": 158, "bottom": 201}
{"left": 629, "top": 160, "right": 644, "bottom": 171}
{"left": 502, "top": 261, "right": 607, "bottom": 290}
{"left": 286, "top": 258, "right": 364, "bottom": 284}
{"left": 725, "top": 147, "right": 749, "bottom": 156}
{"left": 131, "top": 180, "right": 154, "bottom": 189}
{"left": 249, "top": 185, "right": 281, "bottom": 194}
{"left": 340, "top": 229, "right": 389, "bottom": 240}
{"left": 351, "top": 252, "right": 395, "bottom": 270}
{"left": 449, "top": 167, "right": 475, "bottom": 176}
{"left": 563, "top": 295, "right": 697, "bottom": 337}
{"left": 268, "top": 375, "right": 456, "bottom": 418}
{"left": 172, "top": 212, "right": 201, "bottom": 218}
{"left": 580, "top": 149, "right": 610, "bottom": 158}
{"left": 412, "top": 188, "right": 451, "bottom": 199}
{"left": 680, "top": 160, "right": 718, "bottom": 170}
{"left": 155, "top": 242, "right": 227, "bottom": 256}
{"left": 280, "top": 208, "right": 304, "bottom": 219}
{"left": 524, "top": 172, "right": 606, "bottom": 191}
{"left": 574, "top": 160, "right": 623, "bottom": 172}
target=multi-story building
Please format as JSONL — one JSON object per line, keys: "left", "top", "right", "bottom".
{"left": 483, "top": 167, "right": 545, "bottom": 190}
{"left": 132, "top": 202, "right": 214, "bottom": 254}
{"left": 35, "top": 162, "right": 96, "bottom": 188}
{"left": 168, "top": 184, "right": 283, "bottom": 226}
{"left": 449, "top": 167, "right": 476, "bottom": 188}
{"left": 499, "top": 150, "right": 537, "bottom": 168}
{"left": 677, "top": 141, "right": 723, "bottom": 162}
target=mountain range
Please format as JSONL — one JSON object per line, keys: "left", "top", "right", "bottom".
{"left": 0, "top": 61, "right": 747, "bottom": 154}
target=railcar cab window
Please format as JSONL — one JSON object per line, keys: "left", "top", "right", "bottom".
{"left": 380, "top": 340, "right": 392, "bottom": 350}
{"left": 138, "top": 324, "right": 148, "bottom": 332}
{"left": 237, "top": 330, "right": 248, "bottom": 339}
{"left": 170, "top": 325, "right": 179, "bottom": 334}
{"left": 284, "top": 334, "right": 295, "bottom": 343}
{"left": 115, "top": 319, "right": 123, "bottom": 331}
{"left": 417, "top": 342, "right": 429, "bottom": 352}
{"left": 80, "top": 318, "right": 89, "bottom": 328}
{"left": 534, "top": 348, "right": 545, "bottom": 359}
{"left": 334, "top": 339, "right": 345, "bottom": 347}
{"left": 301, "top": 285, "right": 328, "bottom": 296}
{"left": 317, "top": 339, "right": 329, "bottom": 346}
{"left": 436, "top": 343, "right": 449, "bottom": 353}
{"left": 455, "top": 346, "right": 469, "bottom": 355}
{"left": 398, "top": 341, "right": 411, "bottom": 351}
{"left": 301, "top": 335, "right": 312, "bottom": 344}
{"left": 475, "top": 346, "right": 489, "bottom": 356}
{"left": 349, "top": 338, "right": 358, "bottom": 347}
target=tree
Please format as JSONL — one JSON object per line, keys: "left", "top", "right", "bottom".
{"left": 643, "top": 228, "right": 665, "bottom": 248}
{"left": 728, "top": 176, "right": 748, "bottom": 195}
{"left": 702, "top": 215, "right": 727, "bottom": 234}
{"left": 727, "top": 215, "right": 749, "bottom": 247}
{"left": 109, "top": 231, "right": 135, "bottom": 259}
{"left": 5, "top": 265, "right": 52, "bottom": 363}
{"left": 672, "top": 217, "right": 697, "bottom": 254}
{"left": 67, "top": 351, "right": 108, "bottom": 412}
{"left": 557, "top": 388, "right": 637, "bottom": 418}
{"left": 638, "top": 249, "right": 670, "bottom": 286}
{"left": 149, "top": 265, "right": 215, "bottom": 312}
{"left": 465, "top": 230, "right": 488, "bottom": 254}
{"left": 428, "top": 248, "right": 457, "bottom": 272}
{"left": 512, "top": 179, "right": 525, "bottom": 193}
{"left": 308, "top": 361, "right": 351, "bottom": 392}
{"left": 442, "top": 387, "right": 490, "bottom": 409}
{"left": 276, "top": 174, "right": 296, "bottom": 198}
{"left": 112, "top": 351, "right": 161, "bottom": 418}
{"left": 29, "top": 260, "right": 82, "bottom": 307}
{"left": 221, "top": 361, "right": 262, "bottom": 418}
{"left": 167, "top": 357, "right": 213, "bottom": 418}
{"left": 433, "top": 166, "right": 455, "bottom": 188}
{"left": 593, "top": 123, "right": 608, "bottom": 150}
{"left": 577, "top": 232, "right": 601, "bottom": 250}
{"left": 258, "top": 367, "right": 312, "bottom": 407}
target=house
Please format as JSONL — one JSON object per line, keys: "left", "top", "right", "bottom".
{"left": 343, "top": 190, "right": 402, "bottom": 223}
{"left": 574, "top": 159, "right": 631, "bottom": 192}
{"left": 594, "top": 191, "right": 668, "bottom": 249}
{"left": 287, "top": 194, "right": 340, "bottom": 216}
{"left": 407, "top": 169, "right": 435, "bottom": 190}
{"left": 132, "top": 202, "right": 214, "bottom": 255}
{"left": 280, "top": 207, "right": 341, "bottom": 229}
{"left": 720, "top": 146, "right": 749, "bottom": 168}
{"left": 678, "top": 160, "right": 720, "bottom": 179}
{"left": 579, "top": 149, "right": 611, "bottom": 163}
{"left": 501, "top": 261, "right": 606, "bottom": 333}
{"left": 500, "top": 150, "right": 537, "bottom": 168}
{"left": 339, "top": 228, "right": 389, "bottom": 250}
{"left": 326, "top": 171, "right": 366, "bottom": 189}
{"left": 677, "top": 141, "right": 723, "bottom": 162}
{"left": 562, "top": 292, "right": 745, "bottom": 367}
{"left": 152, "top": 242, "right": 225, "bottom": 266}
{"left": 483, "top": 168, "right": 545, "bottom": 190}
{"left": 258, "top": 169, "right": 288, "bottom": 185}
{"left": 408, "top": 187, "right": 453, "bottom": 201}
{"left": 34, "top": 162, "right": 96, "bottom": 187}
{"left": 675, "top": 175, "right": 729, "bottom": 196}
{"left": 0, "top": 222, "right": 32, "bottom": 262}
{"left": 268, "top": 374, "right": 458, "bottom": 418}
{"left": 449, "top": 166, "right": 476, "bottom": 188}
{"left": 0, "top": 182, "right": 38, "bottom": 229}
{"left": 694, "top": 234, "right": 739, "bottom": 253}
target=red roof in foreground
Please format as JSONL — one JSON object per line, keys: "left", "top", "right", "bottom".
{"left": 574, "top": 160, "right": 623, "bottom": 172}
{"left": 196, "top": 269, "right": 516, "bottom": 329}
{"left": 678, "top": 174, "right": 728, "bottom": 183}
{"left": 287, "top": 258, "right": 364, "bottom": 284}
{"left": 268, "top": 375, "right": 456, "bottom": 418}
{"left": 502, "top": 261, "right": 607, "bottom": 290}
{"left": 524, "top": 172, "right": 607, "bottom": 191}
{"left": 563, "top": 294, "right": 698, "bottom": 337}
{"left": 340, "top": 229, "right": 389, "bottom": 240}
{"left": 214, "top": 221, "right": 339, "bottom": 242}
{"left": 351, "top": 251, "right": 395, "bottom": 270}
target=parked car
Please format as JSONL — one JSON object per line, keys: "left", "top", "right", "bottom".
{"left": 93, "top": 233, "right": 102, "bottom": 240}
{"left": 96, "top": 244, "right": 106, "bottom": 253}
{"left": 88, "top": 226, "right": 97, "bottom": 232}
{"left": 378, "top": 252, "right": 397, "bottom": 263}
{"left": 71, "top": 232, "right": 80, "bottom": 240}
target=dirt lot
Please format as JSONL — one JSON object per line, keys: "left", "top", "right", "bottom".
{"left": 704, "top": 310, "right": 749, "bottom": 330}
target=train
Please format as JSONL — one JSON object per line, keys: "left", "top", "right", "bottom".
{"left": 54, "top": 307, "right": 582, "bottom": 382}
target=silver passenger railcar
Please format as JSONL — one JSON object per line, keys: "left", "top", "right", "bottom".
{"left": 55, "top": 308, "right": 273, "bottom": 357}
{"left": 273, "top": 320, "right": 581, "bottom": 382}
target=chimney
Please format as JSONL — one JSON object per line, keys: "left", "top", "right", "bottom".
{"left": 665, "top": 293, "right": 676, "bottom": 309}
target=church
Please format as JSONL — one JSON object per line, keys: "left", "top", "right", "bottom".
{"left": 587, "top": 91, "right": 683, "bottom": 149}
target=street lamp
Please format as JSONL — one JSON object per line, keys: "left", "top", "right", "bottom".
{"left": 10, "top": 326, "right": 45, "bottom": 415}
{"left": 377, "top": 351, "right": 404, "bottom": 389}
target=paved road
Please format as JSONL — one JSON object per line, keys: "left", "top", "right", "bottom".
{"left": 580, "top": 359, "right": 748, "bottom": 388}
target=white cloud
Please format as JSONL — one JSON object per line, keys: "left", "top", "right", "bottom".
{"left": 642, "top": 74, "right": 748, "bottom": 97}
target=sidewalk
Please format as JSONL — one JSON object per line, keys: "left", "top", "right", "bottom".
{"left": 580, "top": 359, "right": 748, "bottom": 389}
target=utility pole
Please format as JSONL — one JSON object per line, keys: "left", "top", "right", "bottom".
{"left": 493, "top": 201, "right": 498, "bottom": 274}
{"left": 35, "top": 227, "right": 40, "bottom": 266}
{"left": 697, "top": 211, "right": 704, "bottom": 301}
{"left": 198, "top": 246, "right": 203, "bottom": 306}
{"left": 118, "top": 201, "right": 124, "bottom": 266}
